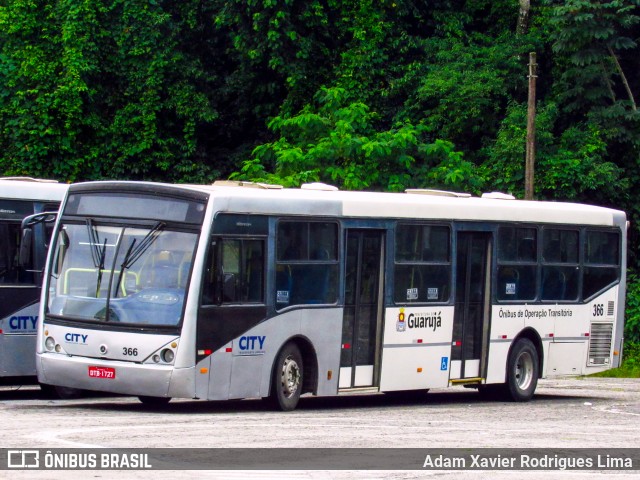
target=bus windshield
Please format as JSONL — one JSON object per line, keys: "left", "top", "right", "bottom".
{"left": 47, "top": 221, "right": 198, "bottom": 327}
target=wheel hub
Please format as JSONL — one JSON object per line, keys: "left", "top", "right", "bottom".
{"left": 281, "top": 355, "right": 300, "bottom": 398}
{"left": 515, "top": 351, "right": 534, "bottom": 390}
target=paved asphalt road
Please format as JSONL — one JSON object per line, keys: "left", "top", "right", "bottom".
{"left": 1, "top": 377, "right": 638, "bottom": 479}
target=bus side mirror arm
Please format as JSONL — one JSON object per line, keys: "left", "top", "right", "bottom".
{"left": 21, "top": 211, "right": 58, "bottom": 229}
{"left": 19, "top": 211, "right": 59, "bottom": 270}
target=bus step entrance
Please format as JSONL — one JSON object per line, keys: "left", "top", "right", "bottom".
{"left": 449, "top": 377, "right": 483, "bottom": 386}
{"left": 337, "top": 387, "right": 381, "bottom": 396}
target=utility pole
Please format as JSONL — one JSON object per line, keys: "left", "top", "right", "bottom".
{"left": 525, "top": 52, "right": 537, "bottom": 200}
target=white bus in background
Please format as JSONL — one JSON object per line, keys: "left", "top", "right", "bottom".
{"left": 34, "top": 181, "right": 626, "bottom": 409}
{"left": 0, "top": 178, "right": 68, "bottom": 387}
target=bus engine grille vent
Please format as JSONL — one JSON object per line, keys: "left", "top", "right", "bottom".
{"left": 588, "top": 323, "right": 613, "bottom": 366}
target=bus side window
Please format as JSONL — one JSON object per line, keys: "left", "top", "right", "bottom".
{"left": 394, "top": 224, "right": 451, "bottom": 304}
{"left": 583, "top": 230, "right": 620, "bottom": 299}
{"left": 202, "top": 238, "right": 264, "bottom": 305}
{"left": 220, "top": 240, "right": 240, "bottom": 302}
{"left": 541, "top": 228, "right": 579, "bottom": 301}
{"left": 245, "top": 243, "right": 263, "bottom": 302}
{"left": 290, "top": 263, "right": 334, "bottom": 304}
{"left": 497, "top": 226, "right": 537, "bottom": 301}
{"left": 275, "top": 220, "right": 338, "bottom": 308}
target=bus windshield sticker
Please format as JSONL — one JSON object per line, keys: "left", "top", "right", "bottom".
{"left": 407, "top": 288, "right": 418, "bottom": 301}
{"left": 428, "top": 288, "right": 438, "bottom": 300}
{"left": 276, "top": 290, "right": 290, "bottom": 304}
{"left": 506, "top": 283, "right": 516, "bottom": 295}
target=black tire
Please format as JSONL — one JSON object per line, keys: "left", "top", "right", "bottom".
{"left": 477, "top": 384, "right": 507, "bottom": 400}
{"left": 505, "top": 338, "right": 539, "bottom": 402}
{"left": 138, "top": 396, "right": 171, "bottom": 406}
{"left": 39, "top": 384, "right": 84, "bottom": 399}
{"left": 39, "top": 383, "right": 57, "bottom": 398}
{"left": 270, "top": 342, "right": 303, "bottom": 411}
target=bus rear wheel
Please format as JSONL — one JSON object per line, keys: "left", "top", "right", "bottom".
{"left": 505, "top": 338, "right": 538, "bottom": 402}
{"left": 270, "top": 342, "right": 303, "bottom": 411}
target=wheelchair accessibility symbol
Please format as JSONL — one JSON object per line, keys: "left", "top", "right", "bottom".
{"left": 440, "top": 357, "right": 449, "bottom": 371}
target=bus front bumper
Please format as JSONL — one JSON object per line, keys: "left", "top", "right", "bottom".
{"left": 37, "top": 353, "right": 176, "bottom": 398}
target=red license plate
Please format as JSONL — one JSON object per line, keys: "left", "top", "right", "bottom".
{"left": 88, "top": 366, "right": 116, "bottom": 379}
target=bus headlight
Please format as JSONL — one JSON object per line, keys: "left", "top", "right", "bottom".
{"left": 161, "top": 349, "right": 175, "bottom": 364}
{"left": 45, "top": 337, "right": 56, "bottom": 351}
{"left": 142, "top": 340, "right": 179, "bottom": 365}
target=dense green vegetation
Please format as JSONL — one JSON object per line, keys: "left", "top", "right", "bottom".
{"left": 2, "top": 1, "right": 638, "bottom": 197}
{"left": 1, "top": 2, "right": 639, "bottom": 349}
{"left": 590, "top": 342, "right": 640, "bottom": 378}
{"left": 615, "top": 274, "right": 640, "bottom": 377}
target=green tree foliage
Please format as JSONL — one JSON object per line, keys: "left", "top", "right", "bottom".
{"left": 482, "top": 101, "right": 626, "bottom": 201}
{"left": 548, "top": 0, "right": 640, "bottom": 261}
{"left": 0, "top": 1, "right": 219, "bottom": 182}
{"left": 548, "top": 1, "right": 640, "bottom": 175}
{"left": 231, "top": 87, "right": 481, "bottom": 192}
{"left": 213, "top": 0, "right": 345, "bottom": 113}
{"left": 551, "top": 0, "right": 639, "bottom": 115}
{"left": 625, "top": 274, "right": 640, "bottom": 344}
{"left": 3, "top": 0, "right": 640, "bottom": 372}
{"left": 0, "top": 1, "right": 639, "bottom": 246}
{"left": 402, "top": 35, "right": 532, "bottom": 154}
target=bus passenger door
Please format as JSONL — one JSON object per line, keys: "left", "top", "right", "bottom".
{"left": 339, "top": 230, "right": 385, "bottom": 389}
{"left": 450, "top": 232, "right": 492, "bottom": 381}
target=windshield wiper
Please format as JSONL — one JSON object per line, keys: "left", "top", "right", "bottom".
{"left": 94, "top": 238, "right": 107, "bottom": 298}
{"left": 86, "top": 219, "right": 107, "bottom": 298}
{"left": 112, "top": 222, "right": 165, "bottom": 298}
{"left": 86, "top": 219, "right": 103, "bottom": 268}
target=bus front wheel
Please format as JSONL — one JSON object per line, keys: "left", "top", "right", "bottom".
{"left": 270, "top": 342, "right": 303, "bottom": 411}
{"left": 505, "top": 338, "right": 539, "bottom": 402}
{"left": 40, "top": 384, "right": 83, "bottom": 399}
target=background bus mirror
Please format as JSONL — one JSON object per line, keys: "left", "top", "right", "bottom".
{"left": 19, "top": 211, "right": 60, "bottom": 271}
{"left": 18, "top": 228, "right": 33, "bottom": 268}
{"left": 222, "top": 273, "right": 236, "bottom": 303}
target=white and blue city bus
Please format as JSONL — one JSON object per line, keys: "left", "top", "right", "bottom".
{"left": 0, "top": 177, "right": 68, "bottom": 385}
{"left": 35, "top": 181, "right": 626, "bottom": 409}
